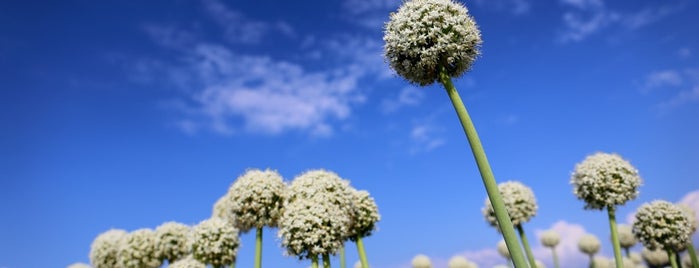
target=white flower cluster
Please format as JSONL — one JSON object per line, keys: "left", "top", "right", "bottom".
{"left": 90, "top": 229, "right": 127, "bottom": 268}
{"left": 540, "top": 230, "right": 560, "bottom": 248}
{"left": 678, "top": 203, "right": 697, "bottom": 234}
{"left": 497, "top": 240, "right": 510, "bottom": 259}
{"left": 448, "top": 256, "right": 478, "bottom": 268}
{"left": 577, "top": 234, "right": 601, "bottom": 255}
{"left": 226, "top": 168, "right": 287, "bottom": 232}
{"left": 616, "top": 224, "right": 637, "bottom": 249}
{"left": 383, "top": 0, "right": 481, "bottom": 86}
{"left": 192, "top": 218, "right": 240, "bottom": 267}
{"left": 67, "top": 262, "right": 91, "bottom": 268}
{"left": 570, "top": 152, "right": 642, "bottom": 210}
{"left": 641, "top": 247, "right": 669, "bottom": 267}
{"left": 155, "top": 222, "right": 192, "bottom": 263}
{"left": 632, "top": 200, "right": 691, "bottom": 251}
{"left": 411, "top": 254, "right": 432, "bottom": 268}
{"left": 482, "top": 181, "right": 538, "bottom": 228}
{"left": 116, "top": 228, "right": 162, "bottom": 268}
{"left": 682, "top": 250, "right": 699, "bottom": 268}
{"left": 348, "top": 189, "right": 381, "bottom": 240}
{"left": 169, "top": 255, "right": 206, "bottom": 268}
{"left": 278, "top": 169, "right": 355, "bottom": 259}
{"left": 212, "top": 195, "right": 234, "bottom": 224}
{"left": 628, "top": 252, "right": 643, "bottom": 266}
{"left": 591, "top": 256, "right": 612, "bottom": 268}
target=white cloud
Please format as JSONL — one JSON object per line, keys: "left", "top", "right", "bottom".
{"left": 532, "top": 220, "right": 590, "bottom": 268}
{"left": 409, "top": 123, "right": 446, "bottom": 154}
{"left": 678, "top": 48, "right": 692, "bottom": 59}
{"left": 473, "top": 0, "right": 531, "bottom": 15}
{"left": 202, "top": 0, "right": 294, "bottom": 44}
{"left": 460, "top": 247, "right": 508, "bottom": 268}
{"left": 641, "top": 70, "right": 684, "bottom": 93}
{"left": 679, "top": 190, "right": 699, "bottom": 230}
{"left": 656, "top": 86, "right": 699, "bottom": 114}
{"left": 381, "top": 87, "right": 424, "bottom": 113}
{"left": 639, "top": 68, "right": 699, "bottom": 114}
{"left": 341, "top": 0, "right": 399, "bottom": 28}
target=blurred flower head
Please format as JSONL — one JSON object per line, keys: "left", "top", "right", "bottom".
{"left": 641, "top": 247, "right": 669, "bottom": 267}
{"left": 154, "top": 222, "right": 192, "bottom": 263}
{"left": 383, "top": 0, "right": 481, "bottom": 86}
{"left": 577, "top": 234, "right": 601, "bottom": 255}
{"left": 411, "top": 254, "right": 432, "bottom": 268}
{"left": 497, "top": 240, "right": 510, "bottom": 259}
{"left": 169, "top": 255, "right": 206, "bottom": 268}
{"left": 348, "top": 189, "right": 381, "bottom": 240}
{"left": 90, "top": 229, "right": 127, "bottom": 268}
{"left": 226, "top": 168, "right": 287, "bottom": 232}
{"left": 117, "top": 228, "right": 162, "bottom": 268}
{"left": 570, "top": 152, "right": 642, "bottom": 210}
{"left": 632, "top": 200, "right": 691, "bottom": 252}
{"left": 448, "top": 255, "right": 478, "bottom": 268}
{"left": 483, "top": 181, "right": 538, "bottom": 229}
{"left": 677, "top": 203, "right": 697, "bottom": 234}
{"left": 540, "top": 230, "right": 561, "bottom": 248}
{"left": 616, "top": 224, "right": 637, "bottom": 249}
{"left": 192, "top": 218, "right": 240, "bottom": 267}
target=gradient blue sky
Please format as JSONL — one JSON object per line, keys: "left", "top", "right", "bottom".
{"left": 1, "top": 0, "right": 698, "bottom": 267}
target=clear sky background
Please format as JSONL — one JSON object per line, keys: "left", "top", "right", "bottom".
{"left": 1, "top": 0, "right": 698, "bottom": 267}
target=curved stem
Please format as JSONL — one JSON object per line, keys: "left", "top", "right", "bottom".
{"left": 356, "top": 236, "right": 370, "bottom": 268}
{"left": 516, "top": 224, "right": 537, "bottom": 268}
{"left": 688, "top": 243, "right": 699, "bottom": 268}
{"left": 255, "top": 227, "right": 263, "bottom": 268}
{"left": 340, "top": 243, "right": 346, "bottom": 268}
{"left": 551, "top": 247, "right": 559, "bottom": 268}
{"left": 312, "top": 255, "right": 319, "bottom": 268}
{"left": 607, "top": 207, "right": 624, "bottom": 268}
{"left": 438, "top": 68, "right": 528, "bottom": 268}
{"left": 669, "top": 249, "right": 679, "bottom": 268}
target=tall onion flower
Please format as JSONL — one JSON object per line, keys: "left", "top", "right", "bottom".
{"left": 448, "top": 256, "right": 478, "bottom": 268}
{"left": 383, "top": 0, "right": 527, "bottom": 266}
{"left": 212, "top": 194, "right": 235, "bottom": 224}
{"left": 192, "top": 218, "right": 240, "bottom": 268}
{"left": 483, "top": 181, "right": 538, "bottom": 267}
{"left": 578, "top": 234, "right": 601, "bottom": 268}
{"left": 90, "top": 229, "right": 127, "bottom": 268}
{"left": 411, "top": 254, "right": 432, "bottom": 268}
{"left": 540, "top": 230, "right": 561, "bottom": 268}
{"left": 678, "top": 203, "right": 699, "bottom": 268}
{"left": 116, "top": 228, "right": 162, "bottom": 268}
{"left": 571, "top": 152, "right": 642, "bottom": 268}
{"left": 169, "top": 255, "right": 206, "bottom": 268}
{"left": 348, "top": 189, "right": 381, "bottom": 268}
{"left": 632, "top": 200, "right": 691, "bottom": 268}
{"left": 616, "top": 224, "right": 637, "bottom": 256}
{"left": 226, "top": 168, "right": 286, "bottom": 268}
{"left": 155, "top": 222, "right": 192, "bottom": 263}
{"left": 641, "top": 247, "right": 669, "bottom": 268}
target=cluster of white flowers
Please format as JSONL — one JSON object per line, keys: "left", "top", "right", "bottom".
{"left": 116, "top": 228, "right": 162, "bottom": 268}
{"left": 212, "top": 195, "right": 234, "bottom": 224}
{"left": 192, "top": 218, "right": 240, "bottom": 267}
{"left": 628, "top": 252, "right": 643, "bottom": 266}
{"left": 448, "top": 256, "right": 478, "bottom": 268}
{"left": 348, "top": 189, "right": 381, "bottom": 240}
{"left": 616, "top": 224, "right": 637, "bottom": 249}
{"left": 497, "top": 240, "right": 510, "bottom": 259}
{"left": 411, "top": 254, "right": 432, "bottom": 268}
{"left": 67, "top": 262, "right": 91, "bottom": 268}
{"left": 169, "top": 255, "right": 206, "bottom": 268}
{"left": 677, "top": 203, "right": 697, "bottom": 234}
{"left": 592, "top": 256, "right": 611, "bottom": 268}
{"left": 482, "top": 181, "right": 538, "bottom": 228}
{"left": 90, "top": 229, "right": 127, "bottom": 268}
{"left": 641, "top": 247, "right": 669, "bottom": 267}
{"left": 285, "top": 169, "right": 354, "bottom": 207}
{"left": 577, "top": 234, "right": 601, "bottom": 255}
{"left": 154, "top": 222, "right": 192, "bottom": 263}
{"left": 540, "top": 230, "right": 561, "bottom": 248}
{"left": 570, "top": 152, "right": 642, "bottom": 210}
{"left": 383, "top": 0, "right": 481, "bottom": 86}
{"left": 225, "top": 169, "right": 287, "bottom": 232}
{"left": 632, "top": 200, "right": 691, "bottom": 251}
{"left": 682, "top": 250, "right": 699, "bottom": 268}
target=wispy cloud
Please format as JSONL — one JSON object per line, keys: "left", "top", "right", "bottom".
{"left": 381, "top": 87, "right": 424, "bottom": 113}
{"left": 532, "top": 220, "right": 590, "bottom": 268}
{"left": 639, "top": 68, "right": 699, "bottom": 114}
{"left": 473, "top": 0, "right": 531, "bottom": 15}
{"left": 640, "top": 70, "right": 684, "bottom": 94}
{"left": 202, "top": 0, "right": 294, "bottom": 43}
{"left": 341, "top": 0, "right": 399, "bottom": 28}
{"left": 409, "top": 123, "right": 446, "bottom": 154}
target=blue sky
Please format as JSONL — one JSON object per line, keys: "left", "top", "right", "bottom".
{"left": 1, "top": 0, "right": 698, "bottom": 267}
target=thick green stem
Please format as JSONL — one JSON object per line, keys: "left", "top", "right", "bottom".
{"left": 589, "top": 254, "right": 595, "bottom": 268}
{"left": 356, "top": 236, "right": 370, "bottom": 268}
{"left": 688, "top": 243, "right": 699, "bottom": 268}
{"left": 255, "top": 227, "right": 263, "bottom": 268}
{"left": 551, "top": 247, "right": 560, "bottom": 268}
{"left": 312, "top": 255, "right": 319, "bottom": 268}
{"left": 516, "top": 224, "right": 537, "bottom": 268}
{"left": 607, "top": 207, "right": 624, "bottom": 268}
{"left": 323, "top": 253, "right": 331, "bottom": 268}
{"left": 438, "top": 68, "right": 528, "bottom": 268}
{"left": 669, "top": 249, "right": 679, "bottom": 268}
{"left": 340, "top": 244, "right": 346, "bottom": 268}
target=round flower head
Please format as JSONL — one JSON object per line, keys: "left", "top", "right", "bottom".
{"left": 628, "top": 252, "right": 642, "bottom": 266}
{"left": 287, "top": 169, "right": 354, "bottom": 207}
{"left": 278, "top": 198, "right": 351, "bottom": 259}
{"left": 226, "top": 168, "right": 286, "bottom": 232}
{"left": 411, "top": 254, "right": 432, "bottom": 268}
{"left": 540, "top": 230, "right": 561, "bottom": 248}
{"left": 383, "top": 0, "right": 482, "bottom": 86}
{"left": 632, "top": 200, "right": 691, "bottom": 251}
{"left": 535, "top": 259, "right": 546, "bottom": 268}
{"left": 354, "top": 260, "right": 363, "bottom": 268}
{"left": 682, "top": 250, "right": 699, "bottom": 268}
{"left": 212, "top": 194, "right": 234, "bottom": 224}
{"left": 641, "top": 247, "right": 669, "bottom": 267}
{"left": 67, "top": 263, "right": 90, "bottom": 268}
{"left": 592, "top": 256, "right": 612, "bottom": 268}
{"left": 192, "top": 218, "right": 240, "bottom": 267}
{"left": 155, "top": 221, "right": 192, "bottom": 263}
{"left": 677, "top": 203, "right": 697, "bottom": 234}
{"left": 448, "top": 255, "right": 478, "bottom": 268}
{"left": 116, "top": 228, "right": 162, "bottom": 268}
{"left": 483, "top": 181, "right": 538, "bottom": 229}
{"left": 348, "top": 189, "right": 381, "bottom": 240}
{"left": 169, "top": 255, "right": 206, "bottom": 268}
{"left": 90, "top": 229, "right": 127, "bottom": 268}
{"left": 577, "top": 234, "right": 601, "bottom": 255}
{"left": 616, "top": 224, "right": 637, "bottom": 249}
{"left": 497, "top": 240, "right": 510, "bottom": 259}
{"left": 570, "top": 152, "right": 642, "bottom": 210}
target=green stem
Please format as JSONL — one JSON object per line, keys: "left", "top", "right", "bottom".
{"left": 678, "top": 252, "right": 684, "bottom": 268}
{"left": 607, "top": 207, "right": 624, "bottom": 268}
{"left": 230, "top": 261, "right": 236, "bottom": 268}
{"left": 688, "top": 243, "right": 699, "bottom": 268}
{"left": 312, "top": 255, "right": 319, "bottom": 268}
{"left": 624, "top": 247, "right": 630, "bottom": 258}
{"left": 255, "top": 227, "right": 262, "bottom": 268}
{"left": 356, "top": 236, "right": 370, "bottom": 268}
{"left": 589, "top": 254, "right": 595, "bottom": 268}
{"left": 669, "top": 249, "right": 678, "bottom": 268}
{"left": 516, "top": 224, "right": 537, "bottom": 268}
{"left": 323, "top": 253, "right": 331, "bottom": 268}
{"left": 340, "top": 243, "right": 346, "bottom": 268}
{"left": 551, "top": 247, "right": 559, "bottom": 268}
{"left": 438, "top": 68, "right": 528, "bottom": 268}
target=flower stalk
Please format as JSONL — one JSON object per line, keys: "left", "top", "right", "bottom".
{"left": 323, "top": 253, "right": 331, "bottom": 268}
{"left": 516, "top": 224, "right": 537, "bottom": 268}
{"left": 340, "top": 245, "right": 346, "bottom": 268}
{"left": 438, "top": 67, "right": 528, "bottom": 268}
{"left": 688, "top": 244, "right": 699, "bottom": 268}
{"left": 255, "top": 227, "right": 263, "bottom": 268}
{"left": 608, "top": 207, "right": 624, "bottom": 268}
{"left": 669, "top": 250, "right": 679, "bottom": 268}
{"left": 356, "top": 237, "right": 370, "bottom": 268}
